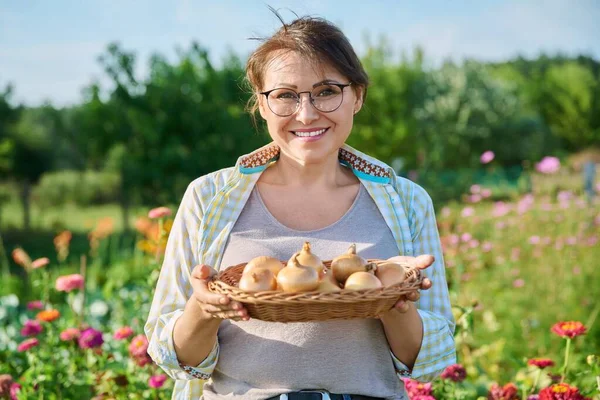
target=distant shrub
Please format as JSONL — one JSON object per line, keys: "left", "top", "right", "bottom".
{"left": 32, "top": 170, "right": 121, "bottom": 207}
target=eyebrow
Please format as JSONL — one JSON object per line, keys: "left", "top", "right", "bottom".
{"left": 273, "top": 79, "right": 342, "bottom": 89}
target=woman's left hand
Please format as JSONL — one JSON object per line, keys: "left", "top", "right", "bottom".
{"left": 384, "top": 254, "right": 434, "bottom": 313}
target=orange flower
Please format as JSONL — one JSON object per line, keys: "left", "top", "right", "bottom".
{"left": 551, "top": 321, "right": 587, "bottom": 339}
{"left": 54, "top": 230, "right": 72, "bottom": 262}
{"left": 11, "top": 248, "right": 32, "bottom": 269}
{"left": 36, "top": 309, "right": 60, "bottom": 322}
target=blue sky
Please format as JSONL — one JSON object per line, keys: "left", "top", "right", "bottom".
{"left": 1, "top": 0, "right": 598, "bottom": 106}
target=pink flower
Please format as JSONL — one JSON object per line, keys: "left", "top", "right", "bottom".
{"left": 129, "top": 334, "right": 149, "bottom": 358}
{"left": 78, "top": 327, "right": 104, "bottom": 349}
{"left": 529, "top": 236, "right": 541, "bottom": 245}
{"left": 441, "top": 363, "right": 467, "bottom": 382}
{"left": 55, "top": 274, "right": 85, "bottom": 292}
{"left": 31, "top": 257, "right": 50, "bottom": 269}
{"left": 114, "top": 326, "right": 134, "bottom": 340}
{"left": 403, "top": 378, "right": 432, "bottom": 397}
{"left": 469, "top": 239, "right": 480, "bottom": 249}
{"left": 412, "top": 396, "right": 436, "bottom": 400}
{"left": 461, "top": 207, "right": 475, "bottom": 217}
{"left": 461, "top": 233, "right": 472, "bottom": 242}
{"left": 468, "top": 194, "right": 482, "bottom": 203}
{"left": 21, "top": 320, "right": 43, "bottom": 337}
{"left": 27, "top": 300, "right": 44, "bottom": 310}
{"left": 536, "top": 156, "right": 560, "bottom": 174}
{"left": 513, "top": 279, "right": 525, "bottom": 288}
{"left": 528, "top": 358, "right": 555, "bottom": 369}
{"left": 470, "top": 184, "right": 481, "bottom": 194}
{"left": 148, "top": 374, "right": 167, "bottom": 388}
{"left": 10, "top": 382, "right": 21, "bottom": 400}
{"left": 17, "top": 338, "right": 39, "bottom": 352}
{"left": 482, "top": 242, "right": 493, "bottom": 252}
{"left": 551, "top": 321, "right": 587, "bottom": 339}
{"left": 148, "top": 207, "right": 172, "bottom": 219}
{"left": 481, "top": 188, "right": 492, "bottom": 198}
{"left": 60, "top": 328, "right": 81, "bottom": 341}
{"left": 492, "top": 202, "right": 511, "bottom": 218}
{"left": 481, "top": 151, "right": 495, "bottom": 164}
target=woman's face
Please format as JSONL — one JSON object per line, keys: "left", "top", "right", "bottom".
{"left": 258, "top": 51, "right": 363, "bottom": 165}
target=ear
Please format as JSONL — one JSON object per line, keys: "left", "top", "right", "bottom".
{"left": 353, "top": 86, "right": 364, "bottom": 115}
{"left": 258, "top": 94, "right": 268, "bottom": 120}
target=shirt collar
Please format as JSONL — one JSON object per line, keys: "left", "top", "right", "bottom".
{"left": 236, "top": 142, "right": 393, "bottom": 184}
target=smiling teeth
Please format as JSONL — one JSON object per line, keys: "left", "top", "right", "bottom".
{"left": 294, "top": 128, "right": 326, "bottom": 137}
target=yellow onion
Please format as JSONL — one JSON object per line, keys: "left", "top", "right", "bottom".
{"left": 289, "top": 242, "right": 324, "bottom": 277}
{"left": 276, "top": 253, "right": 319, "bottom": 293}
{"left": 239, "top": 269, "right": 277, "bottom": 292}
{"left": 344, "top": 271, "right": 383, "bottom": 290}
{"left": 316, "top": 269, "right": 341, "bottom": 292}
{"left": 375, "top": 262, "right": 406, "bottom": 287}
{"left": 331, "top": 244, "right": 373, "bottom": 284}
{"left": 243, "top": 256, "right": 284, "bottom": 276}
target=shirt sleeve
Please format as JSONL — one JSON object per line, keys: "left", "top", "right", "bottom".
{"left": 144, "top": 181, "right": 220, "bottom": 380}
{"left": 390, "top": 183, "right": 456, "bottom": 382}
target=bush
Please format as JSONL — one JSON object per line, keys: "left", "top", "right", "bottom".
{"left": 32, "top": 170, "right": 121, "bottom": 207}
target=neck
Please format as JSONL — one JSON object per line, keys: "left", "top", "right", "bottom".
{"left": 267, "top": 149, "right": 352, "bottom": 189}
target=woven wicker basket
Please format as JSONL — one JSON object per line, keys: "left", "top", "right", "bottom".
{"left": 208, "top": 259, "right": 422, "bottom": 322}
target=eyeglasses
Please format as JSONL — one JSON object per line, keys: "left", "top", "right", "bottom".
{"left": 259, "top": 82, "right": 352, "bottom": 117}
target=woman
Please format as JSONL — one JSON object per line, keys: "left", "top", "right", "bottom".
{"left": 145, "top": 14, "right": 455, "bottom": 400}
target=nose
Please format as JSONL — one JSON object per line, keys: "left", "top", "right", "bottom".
{"left": 295, "top": 93, "right": 319, "bottom": 125}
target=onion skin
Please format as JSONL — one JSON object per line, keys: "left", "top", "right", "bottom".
{"left": 331, "top": 243, "right": 370, "bottom": 284}
{"left": 277, "top": 254, "right": 320, "bottom": 293}
{"left": 243, "top": 256, "right": 283, "bottom": 276}
{"left": 375, "top": 262, "right": 406, "bottom": 287}
{"left": 316, "top": 269, "right": 342, "bottom": 292}
{"left": 344, "top": 271, "right": 383, "bottom": 290}
{"left": 288, "top": 242, "right": 325, "bottom": 278}
{"left": 239, "top": 269, "right": 277, "bottom": 292}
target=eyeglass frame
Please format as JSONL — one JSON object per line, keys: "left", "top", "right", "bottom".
{"left": 259, "top": 82, "right": 353, "bottom": 117}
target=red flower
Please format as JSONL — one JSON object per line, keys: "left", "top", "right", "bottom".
{"left": 539, "top": 383, "right": 590, "bottom": 400}
{"left": 441, "top": 363, "right": 467, "bottom": 382}
{"left": 488, "top": 383, "right": 519, "bottom": 400}
{"left": 402, "top": 378, "right": 432, "bottom": 397}
{"left": 528, "top": 358, "right": 555, "bottom": 369}
{"left": 551, "top": 321, "right": 587, "bottom": 339}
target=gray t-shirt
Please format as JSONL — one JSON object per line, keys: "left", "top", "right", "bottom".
{"left": 202, "top": 184, "right": 408, "bottom": 400}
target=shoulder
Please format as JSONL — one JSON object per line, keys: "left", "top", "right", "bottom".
{"left": 183, "top": 167, "right": 237, "bottom": 207}
{"left": 393, "top": 175, "right": 434, "bottom": 211}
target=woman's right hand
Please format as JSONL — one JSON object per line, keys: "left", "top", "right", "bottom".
{"left": 190, "top": 264, "right": 250, "bottom": 322}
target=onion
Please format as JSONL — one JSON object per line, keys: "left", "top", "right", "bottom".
{"left": 276, "top": 253, "right": 319, "bottom": 293}
{"left": 239, "top": 269, "right": 277, "bottom": 292}
{"left": 316, "top": 269, "right": 341, "bottom": 292}
{"left": 375, "top": 262, "right": 406, "bottom": 287}
{"left": 243, "top": 256, "right": 284, "bottom": 276}
{"left": 331, "top": 244, "right": 373, "bottom": 284}
{"left": 289, "top": 242, "right": 325, "bottom": 278}
{"left": 344, "top": 271, "right": 383, "bottom": 290}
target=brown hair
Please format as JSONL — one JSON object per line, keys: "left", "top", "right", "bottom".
{"left": 245, "top": 9, "right": 369, "bottom": 123}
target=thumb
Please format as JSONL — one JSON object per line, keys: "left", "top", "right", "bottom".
{"left": 414, "top": 254, "right": 435, "bottom": 269}
{"left": 192, "top": 264, "right": 218, "bottom": 281}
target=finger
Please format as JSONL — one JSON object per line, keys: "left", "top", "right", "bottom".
{"left": 414, "top": 255, "right": 435, "bottom": 269}
{"left": 406, "top": 291, "right": 420, "bottom": 302}
{"left": 420, "top": 278, "right": 432, "bottom": 290}
{"left": 394, "top": 300, "right": 410, "bottom": 313}
{"left": 192, "top": 278, "right": 230, "bottom": 306}
{"left": 386, "top": 256, "right": 414, "bottom": 265}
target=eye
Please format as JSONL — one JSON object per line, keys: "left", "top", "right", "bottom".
{"left": 314, "top": 85, "right": 341, "bottom": 97}
{"left": 272, "top": 90, "right": 298, "bottom": 100}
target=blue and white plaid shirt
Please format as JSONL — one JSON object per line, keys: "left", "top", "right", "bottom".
{"left": 145, "top": 143, "right": 456, "bottom": 399}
